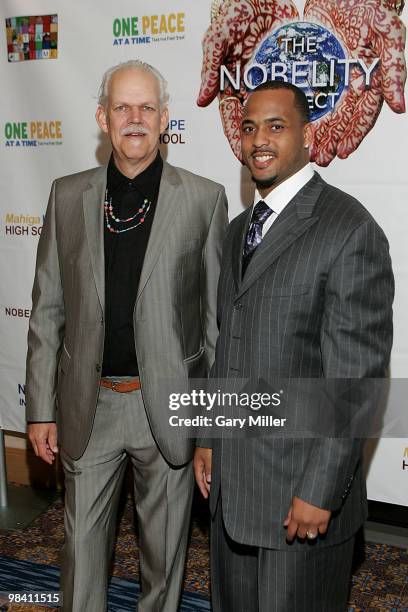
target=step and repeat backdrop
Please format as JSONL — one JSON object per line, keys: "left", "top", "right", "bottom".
{"left": 0, "top": 0, "right": 407, "bottom": 505}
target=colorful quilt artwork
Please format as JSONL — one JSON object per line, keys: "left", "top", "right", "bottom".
{"left": 6, "top": 14, "right": 58, "bottom": 62}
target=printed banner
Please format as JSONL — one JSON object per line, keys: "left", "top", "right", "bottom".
{"left": 0, "top": 0, "right": 406, "bottom": 506}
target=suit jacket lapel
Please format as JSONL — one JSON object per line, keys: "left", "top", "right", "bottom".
{"left": 83, "top": 166, "right": 106, "bottom": 312}
{"left": 136, "top": 162, "right": 182, "bottom": 301}
{"left": 237, "top": 172, "right": 325, "bottom": 299}
{"left": 231, "top": 208, "right": 251, "bottom": 294}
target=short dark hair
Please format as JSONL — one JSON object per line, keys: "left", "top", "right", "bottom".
{"left": 252, "top": 81, "right": 310, "bottom": 123}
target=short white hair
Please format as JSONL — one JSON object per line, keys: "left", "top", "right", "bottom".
{"left": 98, "top": 60, "right": 170, "bottom": 109}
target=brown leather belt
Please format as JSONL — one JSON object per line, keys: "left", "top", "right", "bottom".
{"left": 100, "top": 377, "right": 141, "bottom": 393}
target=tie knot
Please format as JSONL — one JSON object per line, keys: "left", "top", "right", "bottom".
{"left": 252, "top": 200, "right": 272, "bottom": 225}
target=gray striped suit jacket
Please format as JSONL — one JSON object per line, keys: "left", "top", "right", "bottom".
{"left": 207, "top": 172, "right": 394, "bottom": 550}
{"left": 26, "top": 161, "right": 228, "bottom": 464}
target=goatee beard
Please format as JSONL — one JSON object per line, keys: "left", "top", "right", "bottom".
{"left": 252, "top": 174, "right": 278, "bottom": 190}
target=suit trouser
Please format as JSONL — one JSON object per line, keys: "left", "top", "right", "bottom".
{"left": 211, "top": 496, "right": 355, "bottom": 612}
{"left": 60, "top": 385, "right": 194, "bottom": 612}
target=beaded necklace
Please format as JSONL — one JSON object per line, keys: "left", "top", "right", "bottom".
{"left": 104, "top": 189, "right": 151, "bottom": 234}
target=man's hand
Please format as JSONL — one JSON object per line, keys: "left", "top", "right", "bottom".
{"left": 305, "top": 0, "right": 406, "bottom": 165}
{"left": 27, "top": 423, "right": 58, "bottom": 465}
{"left": 194, "top": 447, "right": 212, "bottom": 499}
{"left": 283, "top": 495, "right": 331, "bottom": 542}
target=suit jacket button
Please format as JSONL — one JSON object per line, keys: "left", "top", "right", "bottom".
{"left": 235, "top": 302, "right": 243, "bottom": 310}
{"left": 95, "top": 364, "right": 101, "bottom": 372}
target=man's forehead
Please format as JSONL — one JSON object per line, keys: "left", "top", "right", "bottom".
{"left": 245, "top": 87, "right": 295, "bottom": 111}
{"left": 244, "top": 88, "right": 296, "bottom": 117}
{"left": 108, "top": 68, "right": 159, "bottom": 96}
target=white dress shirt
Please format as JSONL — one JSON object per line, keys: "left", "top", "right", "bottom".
{"left": 251, "top": 163, "right": 314, "bottom": 236}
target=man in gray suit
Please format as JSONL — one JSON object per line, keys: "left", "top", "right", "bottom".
{"left": 26, "top": 60, "right": 227, "bottom": 612}
{"left": 194, "top": 81, "right": 393, "bottom": 611}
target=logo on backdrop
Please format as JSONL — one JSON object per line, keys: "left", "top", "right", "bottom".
{"left": 18, "top": 384, "right": 26, "bottom": 408}
{"left": 403, "top": 446, "right": 408, "bottom": 471}
{"left": 5, "top": 307, "right": 31, "bottom": 319}
{"left": 5, "top": 14, "right": 58, "bottom": 62}
{"left": 3, "top": 213, "right": 44, "bottom": 237}
{"left": 4, "top": 121, "right": 63, "bottom": 148}
{"left": 159, "top": 118, "right": 186, "bottom": 145}
{"left": 238, "top": 22, "right": 359, "bottom": 122}
{"left": 198, "top": 1, "right": 406, "bottom": 166}
{"left": 112, "top": 12, "right": 185, "bottom": 46}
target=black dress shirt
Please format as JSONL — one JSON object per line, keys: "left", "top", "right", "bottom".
{"left": 102, "top": 153, "right": 163, "bottom": 376}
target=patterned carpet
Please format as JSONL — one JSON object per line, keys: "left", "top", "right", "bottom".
{"left": 0, "top": 489, "right": 407, "bottom": 610}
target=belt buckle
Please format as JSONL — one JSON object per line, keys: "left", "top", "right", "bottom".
{"left": 111, "top": 381, "right": 119, "bottom": 392}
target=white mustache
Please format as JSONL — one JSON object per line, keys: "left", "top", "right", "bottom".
{"left": 121, "top": 124, "right": 149, "bottom": 136}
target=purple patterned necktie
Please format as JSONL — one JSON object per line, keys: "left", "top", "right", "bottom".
{"left": 242, "top": 200, "right": 273, "bottom": 276}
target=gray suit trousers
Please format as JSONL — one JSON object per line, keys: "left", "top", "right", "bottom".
{"left": 211, "top": 496, "right": 355, "bottom": 612}
{"left": 60, "top": 386, "right": 194, "bottom": 612}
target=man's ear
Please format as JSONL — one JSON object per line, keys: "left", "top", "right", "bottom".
{"left": 96, "top": 105, "right": 109, "bottom": 134}
{"left": 159, "top": 106, "right": 169, "bottom": 135}
{"left": 303, "top": 122, "right": 314, "bottom": 149}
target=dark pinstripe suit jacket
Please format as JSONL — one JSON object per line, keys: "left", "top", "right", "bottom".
{"left": 208, "top": 171, "right": 394, "bottom": 550}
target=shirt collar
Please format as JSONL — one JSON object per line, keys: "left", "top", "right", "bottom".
{"left": 253, "top": 163, "right": 314, "bottom": 216}
{"left": 107, "top": 151, "right": 163, "bottom": 200}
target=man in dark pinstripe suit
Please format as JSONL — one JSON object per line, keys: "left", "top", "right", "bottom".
{"left": 194, "top": 81, "right": 394, "bottom": 611}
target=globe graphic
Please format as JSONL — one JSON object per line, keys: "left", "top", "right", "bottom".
{"left": 249, "top": 22, "right": 347, "bottom": 121}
